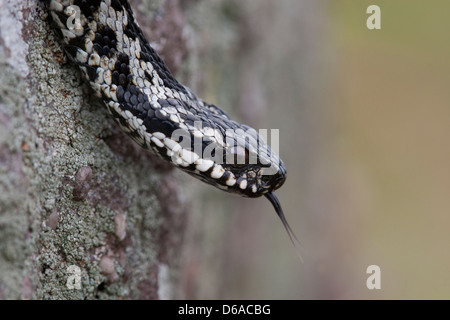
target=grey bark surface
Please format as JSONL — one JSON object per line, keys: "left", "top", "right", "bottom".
{"left": 0, "top": 0, "right": 191, "bottom": 299}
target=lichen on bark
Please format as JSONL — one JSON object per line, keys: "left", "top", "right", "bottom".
{"left": 0, "top": 0, "right": 189, "bottom": 299}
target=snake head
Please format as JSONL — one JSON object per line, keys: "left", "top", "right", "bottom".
{"left": 175, "top": 119, "right": 287, "bottom": 198}
{"left": 227, "top": 153, "right": 287, "bottom": 198}
{"left": 234, "top": 159, "right": 287, "bottom": 198}
{"left": 233, "top": 126, "right": 287, "bottom": 197}
{"left": 210, "top": 124, "right": 287, "bottom": 198}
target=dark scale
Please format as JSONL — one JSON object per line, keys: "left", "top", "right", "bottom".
{"left": 117, "top": 52, "right": 129, "bottom": 65}
{"left": 135, "top": 103, "right": 144, "bottom": 113}
{"left": 144, "top": 70, "right": 152, "bottom": 82}
{"left": 142, "top": 101, "right": 151, "bottom": 112}
{"left": 146, "top": 108, "right": 154, "bottom": 119}
{"left": 158, "top": 99, "right": 170, "bottom": 109}
{"left": 116, "top": 85, "right": 125, "bottom": 102}
{"left": 73, "top": 0, "right": 102, "bottom": 18}
{"left": 101, "top": 26, "right": 116, "bottom": 45}
{"left": 103, "top": 36, "right": 111, "bottom": 47}
{"left": 154, "top": 109, "right": 165, "bottom": 120}
{"left": 143, "top": 117, "right": 177, "bottom": 137}
{"left": 114, "top": 60, "right": 122, "bottom": 71}
{"left": 126, "top": 74, "right": 133, "bottom": 85}
{"left": 112, "top": 71, "right": 120, "bottom": 85}
{"left": 53, "top": 9, "right": 68, "bottom": 27}
{"left": 110, "top": 0, "right": 125, "bottom": 12}
{"left": 67, "top": 35, "right": 85, "bottom": 50}
{"left": 94, "top": 33, "right": 103, "bottom": 46}
{"left": 137, "top": 93, "right": 146, "bottom": 104}
{"left": 167, "top": 98, "right": 179, "bottom": 106}
{"left": 128, "top": 84, "right": 138, "bottom": 96}
{"left": 185, "top": 113, "right": 199, "bottom": 123}
{"left": 119, "top": 74, "right": 127, "bottom": 86}
{"left": 129, "top": 95, "right": 138, "bottom": 106}
{"left": 120, "top": 63, "right": 128, "bottom": 75}
{"left": 64, "top": 45, "right": 80, "bottom": 60}
{"left": 84, "top": 65, "right": 98, "bottom": 81}
{"left": 93, "top": 43, "right": 103, "bottom": 55}
{"left": 123, "top": 21, "right": 138, "bottom": 41}
{"left": 184, "top": 119, "right": 195, "bottom": 127}
{"left": 102, "top": 46, "right": 110, "bottom": 57}
{"left": 219, "top": 171, "right": 232, "bottom": 185}
{"left": 123, "top": 91, "right": 131, "bottom": 104}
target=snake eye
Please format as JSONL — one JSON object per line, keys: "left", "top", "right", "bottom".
{"left": 229, "top": 145, "right": 249, "bottom": 166}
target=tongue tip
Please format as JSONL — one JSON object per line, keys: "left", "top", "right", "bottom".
{"left": 265, "top": 192, "right": 304, "bottom": 263}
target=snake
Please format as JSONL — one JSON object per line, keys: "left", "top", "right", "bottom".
{"left": 46, "top": 0, "right": 300, "bottom": 255}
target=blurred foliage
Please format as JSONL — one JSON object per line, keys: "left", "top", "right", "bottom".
{"left": 180, "top": 0, "right": 450, "bottom": 299}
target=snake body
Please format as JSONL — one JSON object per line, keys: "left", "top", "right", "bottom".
{"left": 47, "top": 0, "right": 299, "bottom": 253}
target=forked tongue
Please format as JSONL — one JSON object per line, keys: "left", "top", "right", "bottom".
{"left": 265, "top": 192, "right": 303, "bottom": 263}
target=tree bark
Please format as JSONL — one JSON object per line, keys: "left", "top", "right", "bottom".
{"left": 0, "top": 0, "right": 189, "bottom": 299}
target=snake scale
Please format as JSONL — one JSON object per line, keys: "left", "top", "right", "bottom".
{"left": 46, "top": 0, "right": 300, "bottom": 255}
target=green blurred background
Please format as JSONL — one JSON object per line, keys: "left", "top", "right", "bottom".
{"left": 176, "top": 0, "right": 450, "bottom": 299}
